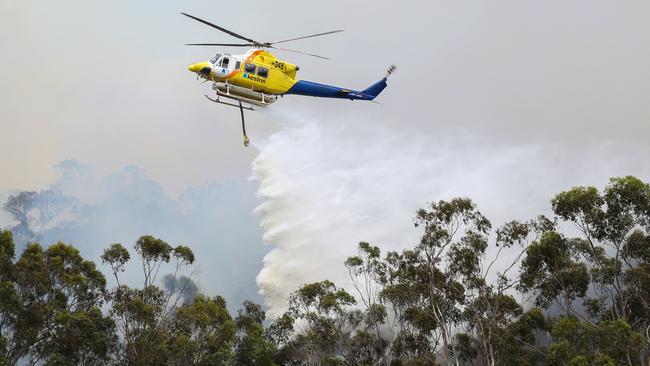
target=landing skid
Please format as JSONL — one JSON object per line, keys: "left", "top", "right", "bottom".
{"left": 205, "top": 95, "right": 254, "bottom": 147}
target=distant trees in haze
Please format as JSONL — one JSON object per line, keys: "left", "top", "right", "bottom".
{"left": 1, "top": 175, "right": 649, "bottom": 365}
{"left": 2, "top": 189, "right": 76, "bottom": 246}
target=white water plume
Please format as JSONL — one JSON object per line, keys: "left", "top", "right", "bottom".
{"left": 251, "top": 109, "right": 650, "bottom": 316}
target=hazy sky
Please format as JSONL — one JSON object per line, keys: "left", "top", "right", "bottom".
{"left": 3, "top": 0, "right": 648, "bottom": 193}
{"left": 2, "top": 0, "right": 650, "bottom": 311}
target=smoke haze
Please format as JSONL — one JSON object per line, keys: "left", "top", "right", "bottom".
{"left": 1, "top": 160, "right": 266, "bottom": 308}
{"left": 252, "top": 110, "right": 650, "bottom": 315}
{"left": 3, "top": 0, "right": 650, "bottom": 315}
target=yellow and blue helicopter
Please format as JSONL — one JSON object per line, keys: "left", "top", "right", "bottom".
{"left": 183, "top": 13, "right": 396, "bottom": 146}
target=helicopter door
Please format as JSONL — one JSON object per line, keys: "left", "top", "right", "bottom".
{"left": 217, "top": 57, "right": 232, "bottom": 76}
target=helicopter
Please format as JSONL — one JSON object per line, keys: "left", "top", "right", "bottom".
{"left": 183, "top": 13, "right": 396, "bottom": 146}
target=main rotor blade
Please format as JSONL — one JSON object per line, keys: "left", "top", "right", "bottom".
{"left": 181, "top": 13, "right": 257, "bottom": 43}
{"left": 271, "top": 46, "right": 330, "bottom": 60}
{"left": 186, "top": 43, "right": 253, "bottom": 47}
{"left": 271, "top": 29, "right": 344, "bottom": 45}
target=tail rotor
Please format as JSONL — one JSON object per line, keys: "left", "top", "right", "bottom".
{"left": 386, "top": 64, "right": 397, "bottom": 78}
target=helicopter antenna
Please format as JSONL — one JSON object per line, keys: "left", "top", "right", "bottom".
{"left": 182, "top": 12, "right": 341, "bottom": 59}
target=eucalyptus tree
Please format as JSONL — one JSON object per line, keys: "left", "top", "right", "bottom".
{"left": 519, "top": 176, "right": 650, "bottom": 365}
{"left": 345, "top": 242, "right": 391, "bottom": 365}
{"left": 101, "top": 235, "right": 196, "bottom": 365}
{"left": 0, "top": 230, "right": 114, "bottom": 366}
{"left": 449, "top": 217, "right": 553, "bottom": 366}
{"left": 234, "top": 301, "right": 276, "bottom": 366}
{"left": 272, "top": 280, "right": 356, "bottom": 365}
{"left": 344, "top": 200, "right": 548, "bottom": 366}
{"left": 167, "top": 295, "right": 236, "bottom": 366}
{"left": 2, "top": 190, "right": 76, "bottom": 246}
{"left": 383, "top": 198, "right": 491, "bottom": 365}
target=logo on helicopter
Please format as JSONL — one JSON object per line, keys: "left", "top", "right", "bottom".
{"left": 243, "top": 73, "right": 266, "bottom": 83}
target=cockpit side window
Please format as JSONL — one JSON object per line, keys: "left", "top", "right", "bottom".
{"left": 244, "top": 63, "right": 256, "bottom": 73}
{"left": 222, "top": 57, "right": 229, "bottom": 68}
{"left": 257, "top": 66, "right": 269, "bottom": 78}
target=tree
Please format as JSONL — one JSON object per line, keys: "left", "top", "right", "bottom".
{"left": 550, "top": 177, "right": 650, "bottom": 320}
{"left": 452, "top": 218, "right": 553, "bottom": 366}
{"left": 167, "top": 295, "right": 235, "bottom": 365}
{"left": 234, "top": 301, "right": 276, "bottom": 366}
{"left": 0, "top": 230, "right": 18, "bottom": 366}
{"left": 343, "top": 208, "right": 550, "bottom": 365}
{"left": 1, "top": 176, "right": 649, "bottom": 365}
{"left": 547, "top": 318, "right": 643, "bottom": 366}
{"left": 2, "top": 190, "right": 76, "bottom": 246}
{"left": 101, "top": 236, "right": 197, "bottom": 365}
{"left": 520, "top": 176, "right": 650, "bottom": 364}
{"left": 275, "top": 281, "right": 356, "bottom": 365}
{"left": 266, "top": 313, "right": 295, "bottom": 364}
{"left": 372, "top": 198, "right": 491, "bottom": 365}
{"left": 0, "top": 230, "right": 114, "bottom": 365}
{"left": 345, "top": 242, "right": 392, "bottom": 365}
{"left": 519, "top": 231, "right": 590, "bottom": 316}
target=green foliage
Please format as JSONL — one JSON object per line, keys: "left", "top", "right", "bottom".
{"left": 135, "top": 235, "right": 172, "bottom": 265}
{"left": 173, "top": 245, "right": 195, "bottom": 265}
{"left": 2, "top": 176, "right": 650, "bottom": 365}
{"left": 42, "top": 307, "right": 117, "bottom": 365}
{"left": 452, "top": 333, "right": 477, "bottom": 363}
{"left": 107, "top": 235, "right": 200, "bottom": 365}
{"left": 290, "top": 280, "right": 356, "bottom": 318}
{"left": 233, "top": 300, "right": 276, "bottom": 366}
{"left": 274, "top": 281, "right": 357, "bottom": 365}
{"left": 0, "top": 231, "right": 14, "bottom": 275}
{"left": 548, "top": 318, "right": 643, "bottom": 365}
{"left": 168, "top": 295, "right": 235, "bottom": 365}
{"left": 101, "top": 243, "right": 130, "bottom": 274}
{"left": 542, "top": 176, "right": 650, "bottom": 362}
{"left": 552, "top": 186, "right": 605, "bottom": 229}
{"left": 379, "top": 198, "right": 494, "bottom": 364}
{"left": 0, "top": 232, "right": 113, "bottom": 365}
{"left": 519, "top": 231, "right": 590, "bottom": 309}
{"left": 265, "top": 313, "right": 294, "bottom": 350}
{"left": 234, "top": 322, "right": 276, "bottom": 366}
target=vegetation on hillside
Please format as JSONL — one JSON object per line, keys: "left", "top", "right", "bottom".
{"left": 1, "top": 176, "right": 649, "bottom": 365}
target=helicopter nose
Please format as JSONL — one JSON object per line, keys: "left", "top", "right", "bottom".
{"left": 188, "top": 61, "right": 212, "bottom": 75}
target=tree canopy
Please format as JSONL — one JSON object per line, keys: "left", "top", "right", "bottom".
{"left": 1, "top": 175, "right": 649, "bottom": 365}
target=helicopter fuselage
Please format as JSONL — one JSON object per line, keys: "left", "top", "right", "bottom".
{"left": 188, "top": 49, "right": 389, "bottom": 106}
{"left": 182, "top": 12, "right": 395, "bottom": 146}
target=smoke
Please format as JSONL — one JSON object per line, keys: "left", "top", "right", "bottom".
{"left": 163, "top": 274, "right": 199, "bottom": 305}
{"left": 1, "top": 160, "right": 267, "bottom": 308}
{"left": 251, "top": 110, "right": 650, "bottom": 316}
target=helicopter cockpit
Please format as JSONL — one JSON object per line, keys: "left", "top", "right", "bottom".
{"left": 210, "top": 53, "right": 231, "bottom": 69}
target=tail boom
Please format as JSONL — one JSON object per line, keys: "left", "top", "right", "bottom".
{"left": 286, "top": 65, "right": 395, "bottom": 101}
{"left": 286, "top": 80, "right": 379, "bottom": 100}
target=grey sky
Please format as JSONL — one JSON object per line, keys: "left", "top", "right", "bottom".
{"left": 2, "top": 0, "right": 648, "bottom": 192}
{"left": 2, "top": 0, "right": 650, "bottom": 311}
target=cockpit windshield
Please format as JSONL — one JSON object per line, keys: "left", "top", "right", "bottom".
{"left": 210, "top": 54, "right": 222, "bottom": 66}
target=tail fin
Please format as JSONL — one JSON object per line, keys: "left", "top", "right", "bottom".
{"left": 361, "top": 65, "right": 397, "bottom": 99}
